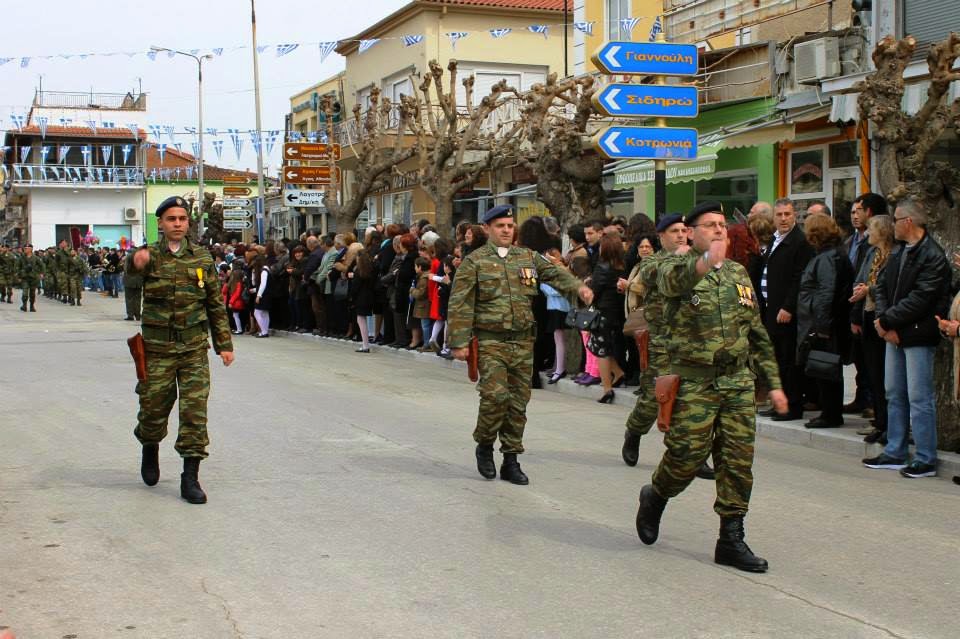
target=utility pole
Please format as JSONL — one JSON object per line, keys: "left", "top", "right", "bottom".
{"left": 251, "top": 0, "right": 266, "bottom": 242}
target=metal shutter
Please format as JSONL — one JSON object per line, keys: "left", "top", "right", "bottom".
{"left": 903, "top": 1, "right": 959, "bottom": 50}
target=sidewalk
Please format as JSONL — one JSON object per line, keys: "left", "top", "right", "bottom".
{"left": 271, "top": 329, "right": 960, "bottom": 480}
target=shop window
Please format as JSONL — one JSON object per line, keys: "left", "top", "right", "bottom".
{"left": 829, "top": 141, "right": 859, "bottom": 168}
{"left": 384, "top": 190, "right": 413, "bottom": 226}
{"left": 790, "top": 149, "right": 824, "bottom": 195}
{"left": 695, "top": 171, "right": 758, "bottom": 218}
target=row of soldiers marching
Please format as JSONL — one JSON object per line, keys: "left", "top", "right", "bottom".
{"left": 0, "top": 240, "right": 90, "bottom": 312}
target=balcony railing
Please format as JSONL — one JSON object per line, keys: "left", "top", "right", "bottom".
{"left": 11, "top": 164, "right": 144, "bottom": 186}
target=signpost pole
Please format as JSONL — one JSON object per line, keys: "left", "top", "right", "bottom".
{"left": 250, "top": 0, "right": 266, "bottom": 243}
{"left": 654, "top": 23, "right": 668, "bottom": 221}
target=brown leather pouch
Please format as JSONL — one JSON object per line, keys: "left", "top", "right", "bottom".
{"left": 467, "top": 335, "right": 479, "bottom": 383}
{"left": 634, "top": 329, "right": 650, "bottom": 371}
{"left": 654, "top": 374, "right": 681, "bottom": 433}
{"left": 127, "top": 333, "right": 147, "bottom": 382}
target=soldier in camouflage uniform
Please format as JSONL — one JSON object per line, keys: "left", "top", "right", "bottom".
{"left": 66, "top": 248, "right": 88, "bottom": 306}
{"left": 0, "top": 244, "right": 15, "bottom": 303}
{"left": 55, "top": 240, "right": 71, "bottom": 303}
{"left": 621, "top": 215, "right": 715, "bottom": 479}
{"left": 41, "top": 248, "right": 55, "bottom": 299}
{"left": 448, "top": 205, "right": 593, "bottom": 485}
{"left": 16, "top": 244, "right": 44, "bottom": 312}
{"left": 128, "top": 196, "right": 235, "bottom": 504}
{"left": 635, "top": 202, "right": 787, "bottom": 573}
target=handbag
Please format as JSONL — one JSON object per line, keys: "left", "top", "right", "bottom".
{"left": 622, "top": 306, "right": 647, "bottom": 336}
{"left": 804, "top": 349, "right": 842, "bottom": 382}
{"left": 333, "top": 277, "right": 349, "bottom": 301}
{"left": 565, "top": 306, "right": 606, "bottom": 332}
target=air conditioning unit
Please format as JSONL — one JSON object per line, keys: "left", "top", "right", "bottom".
{"left": 123, "top": 208, "right": 139, "bottom": 221}
{"left": 795, "top": 37, "right": 841, "bottom": 84}
{"left": 5, "top": 206, "right": 23, "bottom": 220}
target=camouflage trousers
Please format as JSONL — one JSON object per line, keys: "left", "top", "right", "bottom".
{"left": 125, "top": 287, "right": 142, "bottom": 320}
{"left": 20, "top": 281, "right": 39, "bottom": 305}
{"left": 134, "top": 347, "right": 211, "bottom": 458}
{"left": 67, "top": 277, "right": 83, "bottom": 302}
{"left": 652, "top": 376, "right": 756, "bottom": 517}
{"left": 474, "top": 336, "right": 534, "bottom": 454}
{"left": 624, "top": 349, "right": 669, "bottom": 437}
{"left": 56, "top": 270, "right": 68, "bottom": 296}
{"left": 0, "top": 276, "right": 12, "bottom": 299}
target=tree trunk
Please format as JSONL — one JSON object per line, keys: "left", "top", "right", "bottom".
{"left": 434, "top": 196, "right": 454, "bottom": 238}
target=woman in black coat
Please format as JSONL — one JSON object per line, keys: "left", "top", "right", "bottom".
{"left": 351, "top": 248, "right": 377, "bottom": 352}
{"left": 589, "top": 234, "right": 627, "bottom": 403}
{"left": 796, "top": 215, "right": 853, "bottom": 428}
{"left": 393, "top": 233, "right": 418, "bottom": 348}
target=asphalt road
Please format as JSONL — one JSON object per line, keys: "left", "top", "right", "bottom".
{"left": 1, "top": 293, "right": 956, "bottom": 639}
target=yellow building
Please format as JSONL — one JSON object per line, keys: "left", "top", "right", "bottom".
{"left": 331, "top": 0, "right": 574, "bottom": 230}
{"left": 288, "top": 72, "right": 344, "bottom": 138}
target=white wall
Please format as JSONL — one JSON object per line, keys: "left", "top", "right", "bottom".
{"left": 28, "top": 187, "right": 143, "bottom": 248}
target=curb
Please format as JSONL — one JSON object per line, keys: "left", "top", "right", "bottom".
{"left": 271, "top": 329, "right": 960, "bottom": 481}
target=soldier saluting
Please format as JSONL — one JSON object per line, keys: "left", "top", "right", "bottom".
{"left": 448, "top": 205, "right": 593, "bottom": 485}
{"left": 634, "top": 201, "right": 787, "bottom": 573}
{"left": 128, "top": 196, "right": 235, "bottom": 504}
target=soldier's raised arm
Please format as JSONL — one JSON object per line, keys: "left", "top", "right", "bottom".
{"left": 534, "top": 252, "right": 593, "bottom": 305}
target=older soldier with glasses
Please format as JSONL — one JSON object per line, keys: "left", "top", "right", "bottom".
{"left": 635, "top": 201, "right": 787, "bottom": 573}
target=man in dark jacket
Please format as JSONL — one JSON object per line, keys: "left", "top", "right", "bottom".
{"left": 301, "top": 237, "right": 326, "bottom": 333}
{"left": 863, "top": 199, "right": 950, "bottom": 478}
{"left": 753, "top": 198, "right": 814, "bottom": 420}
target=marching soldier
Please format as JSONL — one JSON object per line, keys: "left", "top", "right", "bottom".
{"left": 128, "top": 196, "right": 234, "bottom": 504}
{"left": 448, "top": 205, "right": 593, "bottom": 485}
{"left": 42, "top": 247, "right": 57, "bottom": 299}
{"left": 621, "top": 214, "right": 715, "bottom": 479}
{"left": 55, "top": 240, "right": 71, "bottom": 303}
{"left": 66, "top": 248, "right": 88, "bottom": 306}
{"left": 0, "top": 244, "right": 15, "bottom": 303}
{"left": 634, "top": 202, "right": 787, "bottom": 573}
{"left": 16, "top": 244, "right": 44, "bottom": 312}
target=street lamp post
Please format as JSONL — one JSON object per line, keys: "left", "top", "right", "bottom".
{"left": 250, "top": 0, "right": 266, "bottom": 243}
{"left": 150, "top": 46, "right": 213, "bottom": 224}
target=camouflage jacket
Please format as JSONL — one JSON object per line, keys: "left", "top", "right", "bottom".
{"left": 447, "top": 241, "right": 583, "bottom": 348}
{"left": 55, "top": 248, "right": 71, "bottom": 271}
{"left": 0, "top": 252, "right": 15, "bottom": 277}
{"left": 657, "top": 250, "right": 780, "bottom": 388}
{"left": 16, "top": 255, "right": 45, "bottom": 281}
{"left": 132, "top": 237, "right": 233, "bottom": 355}
{"left": 67, "top": 255, "right": 89, "bottom": 277}
{"left": 633, "top": 249, "right": 673, "bottom": 353}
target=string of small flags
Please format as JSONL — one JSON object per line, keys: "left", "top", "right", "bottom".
{"left": 0, "top": 17, "right": 668, "bottom": 67}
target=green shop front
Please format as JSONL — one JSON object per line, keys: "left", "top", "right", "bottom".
{"left": 613, "top": 98, "right": 782, "bottom": 218}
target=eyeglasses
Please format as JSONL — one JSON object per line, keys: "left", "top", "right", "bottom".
{"left": 692, "top": 221, "right": 728, "bottom": 230}
{"left": 894, "top": 216, "right": 911, "bottom": 222}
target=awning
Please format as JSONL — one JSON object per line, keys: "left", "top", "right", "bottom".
{"left": 718, "top": 123, "right": 796, "bottom": 149}
{"left": 831, "top": 80, "right": 960, "bottom": 123}
{"left": 830, "top": 93, "right": 859, "bottom": 123}
{"left": 613, "top": 144, "right": 721, "bottom": 189}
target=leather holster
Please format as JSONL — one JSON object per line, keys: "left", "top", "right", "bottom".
{"left": 654, "top": 374, "right": 681, "bottom": 433}
{"left": 634, "top": 329, "right": 650, "bottom": 371}
{"left": 467, "top": 335, "right": 479, "bottom": 383}
{"left": 127, "top": 333, "right": 147, "bottom": 382}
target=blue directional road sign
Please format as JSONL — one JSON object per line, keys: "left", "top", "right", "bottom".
{"left": 592, "top": 126, "right": 699, "bottom": 160}
{"left": 593, "top": 84, "right": 699, "bottom": 118}
{"left": 592, "top": 42, "right": 698, "bottom": 76}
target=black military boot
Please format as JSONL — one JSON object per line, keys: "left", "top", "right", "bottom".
{"left": 499, "top": 453, "right": 529, "bottom": 485}
{"left": 715, "top": 516, "right": 768, "bottom": 573}
{"left": 622, "top": 429, "right": 641, "bottom": 466}
{"left": 475, "top": 443, "right": 496, "bottom": 480}
{"left": 180, "top": 457, "right": 207, "bottom": 504}
{"left": 635, "top": 484, "right": 667, "bottom": 545}
{"left": 140, "top": 443, "right": 160, "bottom": 486}
{"left": 696, "top": 461, "right": 716, "bottom": 480}
{"left": 69, "top": 298, "right": 75, "bottom": 306}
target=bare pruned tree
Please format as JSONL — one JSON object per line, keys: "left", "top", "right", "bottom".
{"left": 403, "top": 60, "right": 524, "bottom": 236}
{"left": 521, "top": 73, "right": 606, "bottom": 229}
{"left": 322, "top": 88, "right": 417, "bottom": 232}
{"left": 857, "top": 32, "right": 960, "bottom": 449}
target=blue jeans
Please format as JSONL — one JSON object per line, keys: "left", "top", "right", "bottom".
{"left": 883, "top": 343, "right": 938, "bottom": 465}
{"left": 420, "top": 318, "right": 434, "bottom": 340}
{"left": 113, "top": 273, "right": 124, "bottom": 293}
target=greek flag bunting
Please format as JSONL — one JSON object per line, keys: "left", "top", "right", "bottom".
{"left": 276, "top": 43, "right": 299, "bottom": 57}
{"left": 156, "top": 143, "right": 166, "bottom": 164}
{"left": 102, "top": 121, "right": 115, "bottom": 129}
{"left": 212, "top": 48, "right": 224, "bottom": 56}
{"left": 490, "top": 28, "right": 512, "bottom": 39}
{"left": 227, "top": 129, "right": 243, "bottom": 160}
{"left": 59, "top": 117, "right": 72, "bottom": 128}
{"left": 206, "top": 127, "right": 218, "bottom": 137}
{"left": 50, "top": 167, "right": 60, "bottom": 180}
{"left": 101, "top": 146, "right": 111, "bottom": 164}
{"left": 212, "top": 140, "right": 224, "bottom": 160}
{"left": 167, "top": 50, "right": 176, "bottom": 58}
{"left": 41, "top": 146, "right": 51, "bottom": 163}
{"left": 318, "top": 41, "right": 338, "bottom": 62}
{"left": 359, "top": 39, "right": 380, "bottom": 53}
{"left": 173, "top": 143, "right": 182, "bottom": 154}
{"left": 447, "top": 32, "right": 468, "bottom": 49}
{"left": 121, "top": 145, "right": 132, "bottom": 164}
{"left": 620, "top": 17, "right": 641, "bottom": 37}
{"left": 306, "top": 131, "right": 317, "bottom": 143}
{"left": 573, "top": 21, "right": 594, "bottom": 36}
{"left": 191, "top": 142, "right": 200, "bottom": 157}
{"left": 401, "top": 35, "right": 424, "bottom": 47}
{"left": 265, "top": 130, "right": 279, "bottom": 156}
{"left": 81, "top": 145, "right": 91, "bottom": 162}
{"left": 37, "top": 116, "right": 48, "bottom": 138}
{"left": 528, "top": 25, "right": 549, "bottom": 38}
{"left": 20, "top": 57, "right": 30, "bottom": 68}
{"left": 165, "top": 125, "right": 176, "bottom": 143}
{"left": 186, "top": 166, "right": 194, "bottom": 180}
{"left": 58, "top": 146, "right": 71, "bottom": 163}
{"left": 649, "top": 16, "right": 663, "bottom": 41}
{"left": 127, "top": 123, "right": 140, "bottom": 139}
{"left": 10, "top": 114, "right": 25, "bottom": 131}
{"left": 256, "top": 45, "right": 268, "bottom": 54}
{"left": 149, "top": 124, "right": 163, "bottom": 140}
{"left": 147, "top": 51, "right": 157, "bottom": 61}
{"left": 85, "top": 120, "right": 98, "bottom": 134}
{"left": 19, "top": 146, "right": 30, "bottom": 163}
{"left": 0, "top": 57, "right": 13, "bottom": 65}
{"left": 289, "top": 131, "right": 303, "bottom": 142}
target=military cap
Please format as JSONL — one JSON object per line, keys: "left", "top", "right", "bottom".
{"left": 685, "top": 201, "right": 724, "bottom": 227}
{"left": 481, "top": 204, "right": 514, "bottom": 225}
{"left": 156, "top": 195, "right": 189, "bottom": 217}
{"left": 656, "top": 214, "right": 684, "bottom": 233}
{"left": 24, "top": 243, "right": 33, "bottom": 248}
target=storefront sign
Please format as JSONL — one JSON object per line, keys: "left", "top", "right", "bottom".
{"left": 614, "top": 157, "right": 716, "bottom": 188}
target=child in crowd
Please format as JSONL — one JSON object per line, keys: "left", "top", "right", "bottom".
{"left": 570, "top": 255, "right": 601, "bottom": 386}
{"left": 409, "top": 257, "right": 432, "bottom": 350}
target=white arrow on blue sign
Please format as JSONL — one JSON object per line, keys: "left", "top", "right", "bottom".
{"left": 592, "top": 42, "right": 698, "bottom": 76}
{"left": 222, "top": 198, "right": 251, "bottom": 208}
{"left": 592, "top": 126, "right": 698, "bottom": 160}
{"left": 592, "top": 84, "right": 699, "bottom": 118}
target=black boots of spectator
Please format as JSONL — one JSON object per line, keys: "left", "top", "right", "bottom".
{"left": 181, "top": 457, "right": 207, "bottom": 504}
{"left": 140, "top": 443, "right": 160, "bottom": 486}
{"left": 475, "top": 444, "right": 496, "bottom": 479}
{"left": 622, "top": 429, "right": 641, "bottom": 466}
{"left": 500, "top": 453, "right": 529, "bottom": 485}
{"left": 635, "top": 484, "right": 667, "bottom": 545}
{"left": 715, "top": 516, "right": 768, "bottom": 573}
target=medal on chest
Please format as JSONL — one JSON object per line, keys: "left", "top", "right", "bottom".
{"left": 196, "top": 267, "right": 205, "bottom": 289}
{"left": 519, "top": 267, "right": 537, "bottom": 287}
{"left": 736, "top": 283, "right": 754, "bottom": 307}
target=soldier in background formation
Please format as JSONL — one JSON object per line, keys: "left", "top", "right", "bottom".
{"left": 634, "top": 202, "right": 787, "bottom": 573}
{"left": 66, "top": 248, "right": 89, "bottom": 306}
{"left": 123, "top": 248, "right": 143, "bottom": 321}
{"left": 16, "top": 244, "right": 44, "bottom": 312}
{"left": 448, "top": 205, "right": 594, "bottom": 485}
{"left": 0, "top": 244, "right": 15, "bottom": 303}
